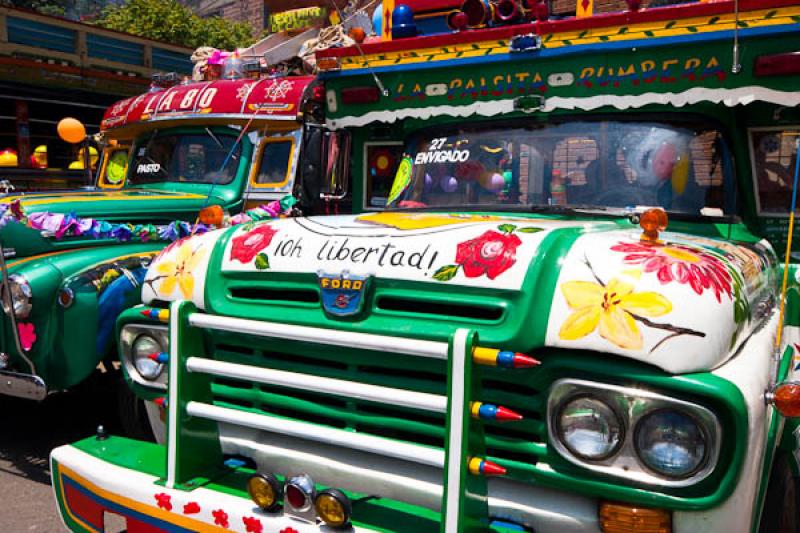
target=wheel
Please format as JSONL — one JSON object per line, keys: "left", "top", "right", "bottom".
{"left": 759, "top": 453, "right": 799, "bottom": 533}
{"left": 116, "top": 374, "right": 155, "bottom": 442}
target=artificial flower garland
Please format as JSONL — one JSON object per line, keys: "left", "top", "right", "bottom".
{"left": 0, "top": 195, "right": 297, "bottom": 242}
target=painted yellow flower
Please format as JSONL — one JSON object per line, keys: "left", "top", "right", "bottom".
{"left": 156, "top": 243, "right": 205, "bottom": 299}
{"left": 558, "top": 278, "right": 672, "bottom": 350}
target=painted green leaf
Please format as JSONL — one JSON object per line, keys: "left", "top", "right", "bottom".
{"left": 433, "top": 264, "right": 459, "bottom": 282}
{"left": 498, "top": 224, "right": 517, "bottom": 233}
{"left": 517, "top": 227, "right": 544, "bottom": 233}
{"left": 254, "top": 253, "right": 270, "bottom": 270}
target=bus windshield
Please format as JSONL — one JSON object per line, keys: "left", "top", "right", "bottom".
{"left": 129, "top": 130, "right": 241, "bottom": 186}
{"left": 387, "top": 119, "right": 728, "bottom": 215}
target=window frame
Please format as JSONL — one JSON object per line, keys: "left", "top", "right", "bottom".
{"left": 248, "top": 134, "right": 298, "bottom": 189}
{"left": 748, "top": 125, "right": 800, "bottom": 217}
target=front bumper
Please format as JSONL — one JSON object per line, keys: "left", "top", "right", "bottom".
{"left": 52, "top": 442, "right": 382, "bottom": 533}
{"left": 51, "top": 437, "right": 602, "bottom": 533}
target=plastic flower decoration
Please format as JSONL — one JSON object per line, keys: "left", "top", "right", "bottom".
{"left": 559, "top": 277, "right": 672, "bottom": 350}
{"left": 155, "top": 243, "right": 206, "bottom": 299}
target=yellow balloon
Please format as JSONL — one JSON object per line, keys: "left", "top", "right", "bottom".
{"left": 0, "top": 150, "right": 18, "bottom": 167}
{"left": 671, "top": 152, "right": 690, "bottom": 195}
{"left": 57, "top": 118, "right": 86, "bottom": 144}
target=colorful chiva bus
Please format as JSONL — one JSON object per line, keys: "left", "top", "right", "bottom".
{"left": 52, "top": 0, "right": 800, "bottom": 532}
{"left": 0, "top": 73, "right": 329, "bottom": 438}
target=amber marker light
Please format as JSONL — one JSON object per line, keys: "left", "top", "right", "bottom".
{"left": 315, "top": 489, "right": 352, "bottom": 528}
{"left": 770, "top": 382, "right": 800, "bottom": 417}
{"left": 639, "top": 208, "right": 668, "bottom": 242}
{"left": 599, "top": 502, "right": 671, "bottom": 533}
{"left": 199, "top": 205, "right": 224, "bottom": 226}
{"left": 247, "top": 473, "right": 282, "bottom": 512}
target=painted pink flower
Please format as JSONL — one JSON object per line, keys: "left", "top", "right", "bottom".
{"left": 455, "top": 230, "right": 521, "bottom": 279}
{"left": 243, "top": 516, "right": 263, "bottom": 533}
{"left": 212, "top": 509, "right": 228, "bottom": 527}
{"left": 17, "top": 322, "right": 36, "bottom": 351}
{"left": 611, "top": 241, "right": 732, "bottom": 301}
{"left": 154, "top": 493, "right": 172, "bottom": 511}
{"left": 182, "top": 502, "right": 200, "bottom": 514}
{"left": 280, "top": 528, "right": 299, "bottom": 533}
{"left": 230, "top": 225, "right": 278, "bottom": 263}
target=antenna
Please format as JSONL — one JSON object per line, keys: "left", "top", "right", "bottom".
{"left": 774, "top": 135, "right": 800, "bottom": 355}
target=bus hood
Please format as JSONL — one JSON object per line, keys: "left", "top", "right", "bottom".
{"left": 143, "top": 212, "right": 777, "bottom": 374}
{"left": 0, "top": 189, "right": 210, "bottom": 257}
{"left": 1, "top": 189, "right": 209, "bottom": 220}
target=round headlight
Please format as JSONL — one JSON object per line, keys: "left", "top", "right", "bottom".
{"left": 131, "top": 334, "right": 163, "bottom": 380}
{"left": 557, "top": 396, "right": 623, "bottom": 460}
{"left": 635, "top": 409, "right": 707, "bottom": 478}
{"left": 3, "top": 274, "right": 32, "bottom": 319}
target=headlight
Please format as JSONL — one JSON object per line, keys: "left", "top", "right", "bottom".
{"left": 2, "top": 274, "right": 32, "bottom": 319}
{"left": 131, "top": 334, "right": 164, "bottom": 380}
{"left": 635, "top": 409, "right": 707, "bottom": 478}
{"left": 556, "top": 395, "right": 623, "bottom": 460}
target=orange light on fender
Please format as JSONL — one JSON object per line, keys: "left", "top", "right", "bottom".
{"left": 640, "top": 208, "right": 668, "bottom": 242}
{"left": 772, "top": 382, "right": 800, "bottom": 418}
{"left": 599, "top": 502, "right": 671, "bottom": 533}
{"left": 199, "top": 205, "right": 224, "bottom": 226}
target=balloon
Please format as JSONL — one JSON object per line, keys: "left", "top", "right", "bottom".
{"left": 424, "top": 173, "right": 433, "bottom": 192}
{"left": 57, "top": 118, "right": 86, "bottom": 144}
{"left": 671, "top": 152, "right": 690, "bottom": 194}
{"left": 487, "top": 173, "right": 506, "bottom": 191}
{"left": 441, "top": 176, "right": 458, "bottom": 192}
{"left": 652, "top": 143, "right": 678, "bottom": 181}
{"left": 372, "top": 6, "right": 383, "bottom": 36}
{"left": 0, "top": 149, "right": 18, "bottom": 167}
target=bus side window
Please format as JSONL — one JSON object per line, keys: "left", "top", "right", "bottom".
{"left": 751, "top": 128, "right": 799, "bottom": 214}
{"left": 364, "top": 143, "right": 403, "bottom": 208}
{"left": 252, "top": 138, "right": 294, "bottom": 187}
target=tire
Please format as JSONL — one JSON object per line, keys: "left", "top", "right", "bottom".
{"left": 759, "top": 453, "right": 799, "bottom": 533}
{"left": 116, "top": 374, "right": 155, "bottom": 442}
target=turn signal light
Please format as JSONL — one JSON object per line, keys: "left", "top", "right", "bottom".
{"left": 247, "top": 473, "right": 282, "bottom": 512}
{"left": 640, "top": 208, "right": 668, "bottom": 241}
{"left": 599, "top": 502, "right": 671, "bottom": 533}
{"left": 285, "top": 474, "right": 315, "bottom": 511}
{"left": 772, "top": 382, "right": 800, "bottom": 417}
{"left": 199, "top": 205, "right": 224, "bottom": 226}
{"left": 315, "top": 488, "right": 352, "bottom": 528}
{"left": 754, "top": 52, "right": 800, "bottom": 77}
{"left": 341, "top": 86, "right": 381, "bottom": 105}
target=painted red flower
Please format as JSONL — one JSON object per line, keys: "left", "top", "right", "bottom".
{"left": 154, "top": 493, "right": 172, "bottom": 511}
{"left": 455, "top": 230, "right": 522, "bottom": 279}
{"left": 243, "top": 516, "right": 263, "bottom": 533}
{"left": 611, "top": 241, "right": 732, "bottom": 301}
{"left": 230, "top": 225, "right": 278, "bottom": 263}
{"left": 280, "top": 528, "right": 299, "bottom": 533}
{"left": 212, "top": 509, "right": 229, "bottom": 527}
{"left": 182, "top": 502, "right": 200, "bottom": 514}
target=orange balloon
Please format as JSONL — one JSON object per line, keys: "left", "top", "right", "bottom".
{"left": 57, "top": 117, "right": 86, "bottom": 144}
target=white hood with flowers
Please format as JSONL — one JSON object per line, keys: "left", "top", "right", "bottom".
{"left": 142, "top": 212, "right": 776, "bottom": 374}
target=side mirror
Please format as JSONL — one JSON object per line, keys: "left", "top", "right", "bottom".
{"left": 57, "top": 118, "right": 86, "bottom": 144}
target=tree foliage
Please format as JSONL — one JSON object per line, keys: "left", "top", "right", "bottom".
{"left": 95, "top": 0, "right": 255, "bottom": 50}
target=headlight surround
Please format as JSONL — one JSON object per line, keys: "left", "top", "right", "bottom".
{"left": 547, "top": 379, "right": 721, "bottom": 487}
{"left": 120, "top": 323, "right": 169, "bottom": 390}
{"left": 3, "top": 274, "right": 32, "bottom": 319}
{"left": 556, "top": 395, "right": 623, "bottom": 461}
{"left": 635, "top": 409, "right": 708, "bottom": 478}
{"left": 131, "top": 334, "right": 164, "bottom": 380}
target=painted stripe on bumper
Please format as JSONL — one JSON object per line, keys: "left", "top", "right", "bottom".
{"left": 51, "top": 445, "right": 379, "bottom": 533}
